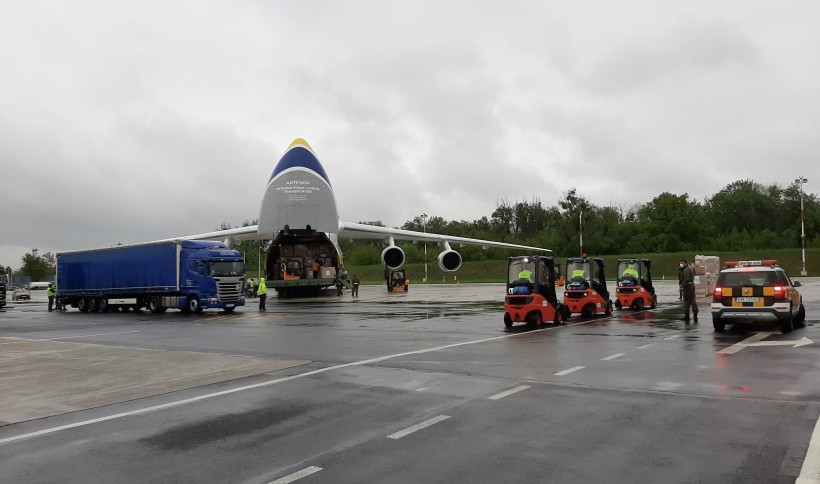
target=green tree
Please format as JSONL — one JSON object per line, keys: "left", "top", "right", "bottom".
{"left": 20, "top": 248, "right": 54, "bottom": 281}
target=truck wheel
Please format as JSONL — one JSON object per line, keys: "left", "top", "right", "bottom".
{"left": 615, "top": 300, "right": 622, "bottom": 310}
{"left": 88, "top": 298, "right": 99, "bottom": 312}
{"left": 98, "top": 298, "right": 109, "bottom": 313}
{"left": 78, "top": 298, "right": 89, "bottom": 312}
{"left": 148, "top": 296, "right": 164, "bottom": 314}
{"left": 504, "top": 313, "right": 513, "bottom": 328}
{"left": 712, "top": 315, "right": 725, "bottom": 332}
{"left": 187, "top": 296, "right": 203, "bottom": 314}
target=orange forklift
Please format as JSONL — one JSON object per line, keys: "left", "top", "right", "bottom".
{"left": 503, "top": 256, "right": 566, "bottom": 328}
{"left": 385, "top": 267, "right": 409, "bottom": 292}
{"left": 614, "top": 258, "right": 657, "bottom": 310}
{"left": 562, "top": 257, "right": 613, "bottom": 318}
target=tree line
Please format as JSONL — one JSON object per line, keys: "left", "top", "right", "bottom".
{"left": 341, "top": 179, "right": 820, "bottom": 265}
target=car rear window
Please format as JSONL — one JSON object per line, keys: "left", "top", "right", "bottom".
{"left": 717, "top": 270, "right": 788, "bottom": 286}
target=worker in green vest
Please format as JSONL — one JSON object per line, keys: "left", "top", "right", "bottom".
{"left": 47, "top": 283, "right": 56, "bottom": 312}
{"left": 257, "top": 277, "right": 267, "bottom": 311}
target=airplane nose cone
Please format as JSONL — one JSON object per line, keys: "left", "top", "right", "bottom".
{"left": 270, "top": 138, "right": 332, "bottom": 187}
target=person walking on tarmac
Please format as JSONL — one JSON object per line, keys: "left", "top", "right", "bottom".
{"left": 47, "top": 283, "right": 55, "bottom": 312}
{"left": 258, "top": 277, "right": 267, "bottom": 312}
{"left": 680, "top": 259, "right": 697, "bottom": 322}
{"left": 352, "top": 275, "right": 360, "bottom": 297}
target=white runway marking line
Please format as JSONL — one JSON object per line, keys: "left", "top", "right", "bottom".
{"left": 0, "top": 319, "right": 592, "bottom": 446}
{"left": 488, "top": 385, "right": 530, "bottom": 400}
{"left": 554, "top": 366, "right": 585, "bottom": 376}
{"left": 798, "top": 412, "right": 820, "bottom": 483}
{"left": 718, "top": 332, "right": 775, "bottom": 355}
{"left": 269, "top": 466, "right": 323, "bottom": 484}
{"left": 45, "top": 331, "right": 141, "bottom": 340}
{"left": 664, "top": 335, "right": 681, "bottom": 340}
{"left": 601, "top": 353, "right": 625, "bottom": 361}
{"left": 387, "top": 415, "right": 450, "bottom": 440}
{"left": 637, "top": 343, "right": 655, "bottom": 349}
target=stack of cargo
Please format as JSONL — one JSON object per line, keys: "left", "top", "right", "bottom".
{"left": 694, "top": 255, "right": 720, "bottom": 298}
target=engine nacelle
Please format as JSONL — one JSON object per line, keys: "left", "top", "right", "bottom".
{"left": 437, "top": 250, "right": 462, "bottom": 272}
{"left": 381, "top": 246, "right": 405, "bottom": 270}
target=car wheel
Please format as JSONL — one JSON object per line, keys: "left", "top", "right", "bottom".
{"left": 795, "top": 304, "right": 806, "bottom": 328}
{"left": 712, "top": 315, "right": 725, "bottom": 332}
{"left": 780, "top": 305, "right": 794, "bottom": 333}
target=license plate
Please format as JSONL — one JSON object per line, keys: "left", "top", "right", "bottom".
{"left": 226, "top": 304, "right": 234, "bottom": 308}
{"left": 735, "top": 297, "right": 759, "bottom": 303}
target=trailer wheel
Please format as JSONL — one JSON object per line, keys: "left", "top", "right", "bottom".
{"left": 98, "top": 298, "right": 109, "bottom": 313}
{"left": 187, "top": 295, "right": 203, "bottom": 314}
{"left": 88, "top": 298, "right": 99, "bottom": 312}
{"left": 77, "top": 298, "right": 89, "bottom": 312}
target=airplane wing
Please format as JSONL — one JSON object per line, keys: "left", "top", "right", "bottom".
{"left": 338, "top": 221, "right": 551, "bottom": 252}
{"left": 146, "top": 225, "right": 264, "bottom": 244}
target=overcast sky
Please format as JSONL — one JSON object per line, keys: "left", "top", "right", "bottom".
{"left": 2, "top": 1, "right": 819, "bottom": 268}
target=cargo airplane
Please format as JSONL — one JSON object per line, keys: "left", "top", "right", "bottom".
{"left": 159, "top": 138, "right": 550, "bottom": 296}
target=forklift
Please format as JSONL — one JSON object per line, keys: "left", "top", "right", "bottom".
{"left": 385, "top": 267, "right": 409, "bottom": 292}
{"left": 562, "top": 257, "right": 613, "bottom": 318}
{"left": 614, "top": 258, "right": 657, "bottom": 310}
{"left": 503, "top": 255, "right": 565, "bottom": 328}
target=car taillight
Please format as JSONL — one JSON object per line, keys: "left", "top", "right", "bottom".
{"left": 773, "top": 286, "right": 785, "bottom": 299}
{"left": 713, "top": 287, "right": 722, "bottom": 299}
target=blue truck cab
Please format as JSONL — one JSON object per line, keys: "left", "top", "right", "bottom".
{"left": 57, "top": 240, "right": 246, "bottom": 314}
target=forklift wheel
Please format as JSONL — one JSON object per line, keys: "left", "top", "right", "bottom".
{"left": 615, "top": 300, "right": 622, "bottom": 310}
{"left": 582, "top": 304, "right": 596, "bottom": 318}
{"left": 634, "top": 299, "right": 644, "bottom": 311}
{"left": 504, "top": 313, "right": 513, "bottom": 328}
{"left": 605, "top": 300, "right": 613, "bottom": 315}
{"left": 526, "top": 312, "right": 541, "bottom": 329}
{"left": 651, "top": 295, "right": 657, "bottom": 309}
{"left": 387, "top": 285, "right": 392, "bottom": 293}
{"left": 553, "top": 310, "right": 562, "bottom": 325}
{"left": 404, "top": 285, "right": 408, "bottom": 292}
{"left": 561, "top": 305, "right": 571, "bottom": 321}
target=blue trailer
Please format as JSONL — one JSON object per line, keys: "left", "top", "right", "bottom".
{"left": 56, "top": 240, "right": 245, "bottom": 313}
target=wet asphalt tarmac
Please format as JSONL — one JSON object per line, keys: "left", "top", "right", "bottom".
{"left": 1, "top": 281, "right": 819, "bottom": 483}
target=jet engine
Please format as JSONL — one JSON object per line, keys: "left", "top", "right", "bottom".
{"left": 437, "top": 249, "right": 462, "bottom": 272}
{"left": 381, "top": 246, "right": 405, "bottom": 270}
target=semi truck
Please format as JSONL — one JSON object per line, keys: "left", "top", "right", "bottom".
{"left": 57, "top": 240, "right": 245, "bottom": 314}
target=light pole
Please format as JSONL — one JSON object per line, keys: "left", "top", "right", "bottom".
{"left": 579, "top": 211, "right": 584, "bottom": 257}
{"left": 421, "top": 213, "right": 428, "bottom": 282}
{"left": 796, "top": 176, "right": 808, "bottom": 276}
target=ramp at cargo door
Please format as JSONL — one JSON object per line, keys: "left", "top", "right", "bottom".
{"left": 0, "top": 338, "right": 309, "bottom": 424}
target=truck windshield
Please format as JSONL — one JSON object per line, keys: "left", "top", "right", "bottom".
{"left": 566, "top": 261, "right": 591, "bottom": 283}
{"left": 508, "top": 259, "right": 535, "bottom": 283}
{"left": 210, "top": 261, "right": 245, "bottom": 277}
